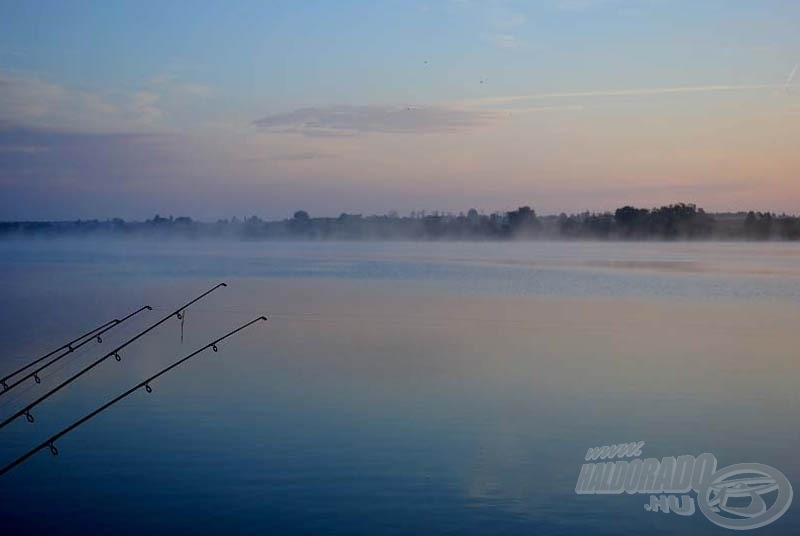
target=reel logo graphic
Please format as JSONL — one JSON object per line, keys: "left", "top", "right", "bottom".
{"left": 575, "top": 442, "right": 792, "bottom": 530}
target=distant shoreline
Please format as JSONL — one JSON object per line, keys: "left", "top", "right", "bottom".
{"left": 2, "top": 203, "right": 799, "bottom": 241}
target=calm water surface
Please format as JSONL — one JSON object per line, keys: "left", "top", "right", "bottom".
{"left": 0, "top": 240, "right": 798, "bottom": 535}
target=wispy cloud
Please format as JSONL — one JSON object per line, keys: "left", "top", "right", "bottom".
{"left": 0, "top": 72, "right": 64, "bottom": 119}
{"left": 482, "top": 32, "right": 526, "bottom": 50}
{"left": 133, "top": 91, "right": 164, "bottom": 124}
{"left": 556, "top": 0, "right": 650, "bottom": 11}
{"left": 0, "top": 71, "right": 165, "bottom": 131}
{"left": 557, "top": 0, "right": 607, "bottom": 9}
{"left": 0, "top": 144, "right": 46, "bottom": 155}
{"left": 448, "top": 0, "right": 528, "bottom": 50}
{"left": 253, "top": 105, "right": 497, "bottom": 136}
{"left": 268, "top": 151, "right": 337, "bottom": 161}
{"left": 459, "top": 83, "right": 786, "bottom": 108}
{"left": 786, "top": 64, "right": 798, "bottom": 93}
{"left": 507, "top": 104, "right": 585, "bottom": 114}
{"left": 0, "top": 70, "right": 216, "bottom": 133}
{"left": 148, "top": 73, "right": 214, "bottom": 98}
{"left": 486, "top": 5, "right": 527, "bottom": 28}
{"left": 181, "top": 83, "right": 214, "bottom": 97}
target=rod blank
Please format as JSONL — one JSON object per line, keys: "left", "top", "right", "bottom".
{"left": 0, "top": 316, "right": 267, "bottom": 477}
{"left": 1, "top": 319, "right": 118, "bottom": 389}
{"left": 0, "top": 306, "right": 152, "bottom": 398}
{"left": 0, "top": 283, "right": 227, "bottom": 431}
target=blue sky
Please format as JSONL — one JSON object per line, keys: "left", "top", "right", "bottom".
{"left": 1, "top": 1, "right": 799, "bottom": 220}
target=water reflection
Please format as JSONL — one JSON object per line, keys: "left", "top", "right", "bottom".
{"left": 0, "top": 241, "right": 797, "bottom": 534}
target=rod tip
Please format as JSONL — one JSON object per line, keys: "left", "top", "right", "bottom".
{"left": 219, "top": 282, "right": 228, "bottom": 287}
{"left": 259, "top": 316, "right": 268, "bottom": 321}
{"left": 145, "top": 305, "right": 153, "bottom": 310}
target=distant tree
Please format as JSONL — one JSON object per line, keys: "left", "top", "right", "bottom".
{"left": 422, "top": 214, "right": 444, "bottom": 238}
{"left": 744, "top": 211, "right": 773, "bottom": 240}
{"left": 614, "top": 206, "right": 649, "bottom": 237}
{"left": 289, "top": 210, "right": 313, "bottom": 236}
{"left": 744, "top": 211, "right": 757, "bottom": 236}
{"left": 506, "top": 206, "right": 538, "bottom": 237}
{"left": 778, "top": 215, "right": 800, "bottom": 240}
{"left": 5, "top": 202, "right": 798, "bottom": 241}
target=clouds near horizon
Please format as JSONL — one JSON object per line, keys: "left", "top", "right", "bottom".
{"left": 1, "top": 1, "right": 799, "bottom": 219}
{"left": 253, "top": 105, "right": 497, "bottom": 136}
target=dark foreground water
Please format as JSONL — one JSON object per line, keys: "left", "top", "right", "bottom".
{"left": 0, "top": 240, "right": 798, "bottom": 535}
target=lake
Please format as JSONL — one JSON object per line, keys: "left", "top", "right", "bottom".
{"left": 0, "top": 239, "right": 798, "bottom": 535}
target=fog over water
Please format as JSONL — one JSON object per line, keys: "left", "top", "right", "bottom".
{"left": 0, "top": 239, "right": 797, "bottom": 535}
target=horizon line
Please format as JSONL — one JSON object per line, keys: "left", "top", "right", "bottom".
{"left": 3, "top": 206, "right": 798, "bottom": 224}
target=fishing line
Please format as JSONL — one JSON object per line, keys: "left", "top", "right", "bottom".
{"left": 179, "top": 310, "right": 186, "bottom": 343}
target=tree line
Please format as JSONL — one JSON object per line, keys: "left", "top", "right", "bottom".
{"left": 2, "top": 204, "right": 800, "bottom": 241}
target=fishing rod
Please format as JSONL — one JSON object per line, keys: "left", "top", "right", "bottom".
{"left": 0, "top": 316, "right": 267, "bottom": 477}
{"left": 0, "top": 318, "right": 119, "bottom": 390}
{"left": 0, "top": 283, "right": 227, "bottom": 431}
{"left": 0, "top": 306, "right": 152, "bottom": 398}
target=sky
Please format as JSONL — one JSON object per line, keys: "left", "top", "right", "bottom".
{"left": 1, "top": 0, "right": 799, "bottom": 220}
